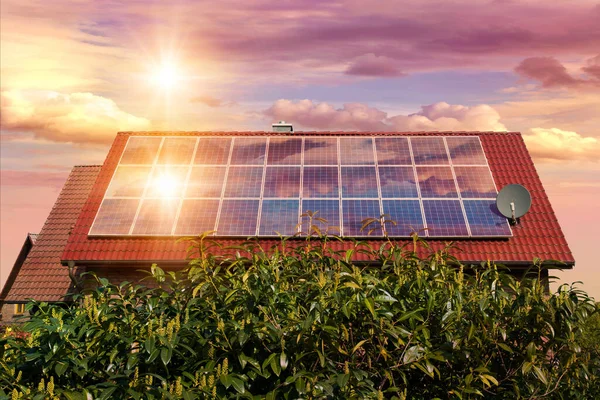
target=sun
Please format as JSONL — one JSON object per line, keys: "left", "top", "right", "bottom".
{"left": 151, "top": 63, "right": 181, "bottom": 90}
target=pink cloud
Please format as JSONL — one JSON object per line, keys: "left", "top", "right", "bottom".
{"left": 515, "top": 56, "right": 600, "bottom": 88}
{"left": 190, "top": 96, "right": 235, "bottom": 108}
{"left": 345, "top": 54, "right": 406, "bottom": 77}
{"left": 264, "top": 100, "right": 506, "bottom": 132}
{"left": 582, "top": 54, "right": 600, "bottom": 80}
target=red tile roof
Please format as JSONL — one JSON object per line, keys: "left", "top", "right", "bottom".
{"left": 61, "top": 131, "right": 574, "bottom": 267}
{"left": 2, "top": 166, "right": 101, "bottom": 302}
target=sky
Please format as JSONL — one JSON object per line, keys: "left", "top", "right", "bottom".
{"left": 1, "top": 0, "right": 599, "bottom": 299}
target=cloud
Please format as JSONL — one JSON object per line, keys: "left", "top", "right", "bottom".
{"left": 190, "top": 96, "right": 235, "bottom": 108}
{"left": 582, "top": 54, "right": 600, "bottom": 80}
{"left": 514, "top": 56, "right": 600, "bottom": 88}
{"left": 0, "top": 90, "right": 151, "bottom": 144}
{"left": 264, "top": 100, "right": 506, "bottom": 131}
{"left": 523, "top": 128, "right": 600, "bottom": 162}
{"left": 345, "top": 54, "right": 406, "bottom": 77}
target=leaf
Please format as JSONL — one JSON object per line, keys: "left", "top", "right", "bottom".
{"left": 160, "top": 346, "right": 172, "bottom": 366}
{"left": 352, "top": 339, "right": 368, "bottom": 355}
{"left": 270, "top": 353, "right": 282, "bottom": 376}
{"left": 231, "top": 377, "right": 245, "bottom": 394}
{"left": 364, "top": 297, "right": 376, "bottom": 318}
{"left": 336, "top": 373, "right": 350, "bottom": 388}
{"left": 98, "top": 387, "right": 117, "bottom": 400}
{"left": 55, "top": 361, "right": 68, "bottom": 376}
{"left": 498, "top": 343, "right": 513, "bottom": 353}
{"left": 220, "top": 374, "right": 233, "bottom": 388}
{"left": 533, "top": 366, "right": 548, "bottom": 385}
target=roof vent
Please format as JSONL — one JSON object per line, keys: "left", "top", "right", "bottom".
{"left": 272, "top": 121, "right": 293, "bottom": 133}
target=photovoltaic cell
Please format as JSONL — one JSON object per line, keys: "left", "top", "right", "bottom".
{"left": 446, "top": 137, "right": 487, "bottom": 165}
{"left": 145, "top": 166, "right": 189, "bottom": 198}
{"left": 379, "top": 167, "right": 418, "bottom": 198}
{"left": 417, "top": 167, "right": 458, "bottom": 198}
{"left": 341, "top": 167, "right": 378, "bottom": 198}
{"left": 267, "top": 138, "right": 302, "bottom": 165}
{"left": 93, "top": 134, "right": 508, "bottom": 238}
{"left": 303, "top": 167, "right": 339, "bottom": 198}
{"left": 90, "top": 199, "right": 139, "bottom": 235}
{"left": 423, "top": 200, "right": 468, "bottom": 236}
{"left": 157, "top": 137, "right": 196, "bottom": 165}
{"left": 411, "top": 137, "right": 449, "bottom": 165}
{"left": 463, "top": 200, "right": 511, "bottom": 236}
{"left": 454, "top": 167, "right": 497, "bottom": 198}
{"left": 259, "top": 200, "right": 299, "bottom": 235}
{"left": 342, "top": 199, "right": 382, "bottom": 236}
{"left": 224, "top": 167, "right": 263, "bottom": 198}
{"left": 105, "top": 166, "right": 151, "bottom": 197}
{"left": 304, "top": 138, "right": 338, "bottom": 165}
{"left": 231, "top": 137, "right": 266, "bottom": 165}
{"left": 217, "top": 200, "right": 259, "bottom": 236}
{"left": 340, "top": 138, "right": 375, "bottom": 165}
{"left": 263, "top": 167, "right": 300, "bottom": 198}
{"left": 382, "top": 200, "right": 424, "bottom": 236}
{"left": 132, "top": 198, "right": 179, "bottom": 235}
{"left": 301, "top": 200, "right": 341, "bottom": 235}
{"left": 175, "top": 199, "right": 219, "bottom": 235}
{"left": 195, "top": 138, "right": 231, "bottom": 165}
{"left": 120, "top": 137, "right": 162, "bottom": 165}
{"left": 375, "top": 137, "right": 412, "bottom": 165}
{"left": 185, "top": 167, "right": 226, "bottom": 198}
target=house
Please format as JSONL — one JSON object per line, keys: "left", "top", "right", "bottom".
{"left": 0, "top": 130, "right": 574, "bottom": 323}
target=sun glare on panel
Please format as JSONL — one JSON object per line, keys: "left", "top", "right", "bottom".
{"left": 152, "top": 173, "right": 180, "bottom": 197}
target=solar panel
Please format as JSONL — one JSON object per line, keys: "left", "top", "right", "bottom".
{"left": 157, "top": 137, "right": 196, "bottom": 165}
{"left": 463, "top": 200, "right": 512, "bottom": 236}
{"left": 375, "top": 137, "right": 412, "bottom": 165}
{"left": 195, "top": 137, "right": 231, "bottom": 165}
{"left": 382, "top": 200, "right": 424, "bottom": 236}
{"left": 379, "top": 167, "right": 418, "bottom": 198}
{"left": 175, "top": 199, "right": 219, "bottom": 235}
{"left": 301, "top": 199, "right": 340, "bottom": 235}
{"left": 217, "top": 200, "right": 259, "bottom": 236}
{"left": 417, "top": 167, "right": 458, "bottom": 198}
{"left": 90, "top": 135, "right": 510, "bottom": 238}
{"left": 343, "top": 199, "right": 382, "bottom": 236}
{"left": 132, "top": 198, "right": 179, "bottom": 235}
{"left": 259, "top": 200, "right": 299, "bottom": 236}
{"left": 304, "top": 138, "right": 338, "bottom": 165}
{"left": 303, "top": 167, "right": 339, "bottom": 198}
{"left": 264, "top": 167, "right": 300, "bottom": 198}
{"left": 422, "top": 200, "right": 469, "bottom": 237}
{"left": 454, "top": 166, "right": 497, "bottom": 198}
{"left": 267, "top": 138, "right": 302, "bottom": 165}
{"left": 411, "top": 137, "right": 449, "bottom": 165}
{"left": 341, "top": 167, "right": 378, "bottom": 198}
{"left": 446, "top": 137, "right": 487, "bottom": 165}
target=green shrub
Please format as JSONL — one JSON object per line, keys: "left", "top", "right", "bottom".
{"left": 1, "top": 234, "right": 598, "bottom": 399}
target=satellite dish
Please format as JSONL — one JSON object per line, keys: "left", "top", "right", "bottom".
{"left": 496, "top": 184, "right": 532, "bottom": 221}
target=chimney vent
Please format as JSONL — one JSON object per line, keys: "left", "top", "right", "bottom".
{"left": 272, "top": 121, "right": 293, "bottom": 133}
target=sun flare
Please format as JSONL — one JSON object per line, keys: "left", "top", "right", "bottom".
{"left": 151, "top": 63, "right": 181, "bottom": 90}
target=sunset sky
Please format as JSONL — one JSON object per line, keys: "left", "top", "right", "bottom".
{"left": 1, "top": 0, "right": 599, "bottom": 299}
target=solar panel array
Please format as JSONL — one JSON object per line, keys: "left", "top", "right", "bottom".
{"left": 89, "top": 135, "right": 512, "bottom": 237}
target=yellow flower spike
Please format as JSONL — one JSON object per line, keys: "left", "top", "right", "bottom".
{"left": 38, "top": 378, "right": 45, "bottom": 392}
{"left": 145, "top": 374, "right": 153, "bottom": 386}
{"left": 216, "top": 363, "right": 222, "bottom": 377}
{"left": 208, "top": 374, "right": 215, "bottom": 387}
{"left": 201, "top": 375, "right": 207, "bottom": 388}
{"left": 15, "top": 371, "right": 22, "bottom": 383}
{"left": 222, "top": 358, "right": 229, "bottom": 375}
{"left": 378, "top": 390, "right": 384, "bottom": 400}
{"left": 47, "top": 376, "right": 54, "bottom": 396}
{"left": 344, "top": 361, "right": 350, "bottom": 375}
{"left": 208, "top": 343, "right": 214, "bottom": 360}
{"left": 175, "top": 377, "right": 183, "bottom": 396}
{"left": 12, "top": 389, "right": 18, "bottom": 400}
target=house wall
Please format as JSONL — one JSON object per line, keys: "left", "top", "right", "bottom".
{"left": 0, "top": 303, "right": 28, "bottom": 325}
